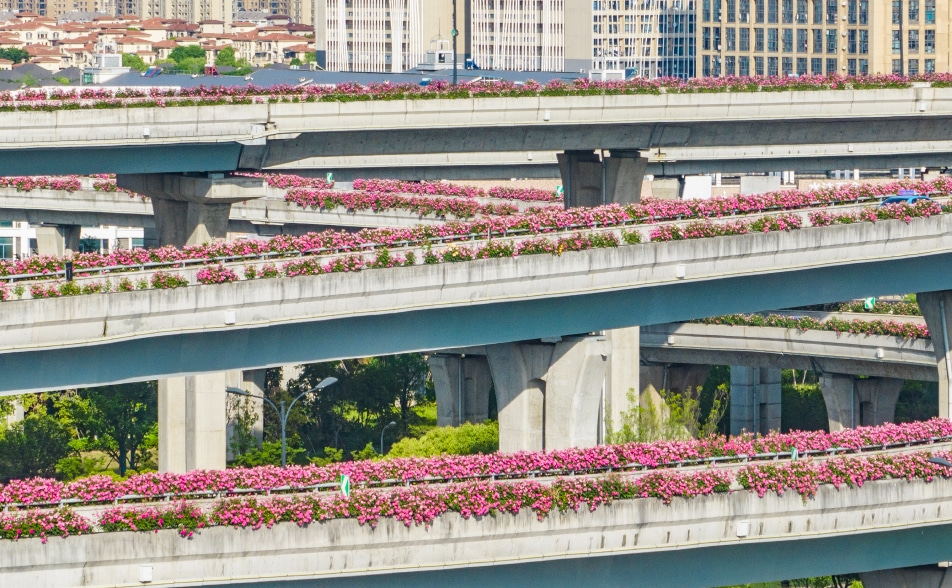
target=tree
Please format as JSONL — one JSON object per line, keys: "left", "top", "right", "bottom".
{"left": 215, "top": 46, "right": 237, "bottom": 67}
{"left": 387, "top": 421, "right": 498, "bottom": 457}
{"left": 168, "top": 45, "right": 206, "bottom": 64}
{"left": 63, "top": 382, "right": 158, "bottom": 476}
{"left": 0, "top": 414, "right": 72, "bottom": 482}
{"left": 0, "top": 48, "right": 29, "bottom": 64}
{"left": 122, "top": 53, "right": 147, "bottom": 72}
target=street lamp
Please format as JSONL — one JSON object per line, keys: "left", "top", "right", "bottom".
{"left": 226, "top": 376, "right": 338, "bottom": 468}
{"left": 380, "top": 421, "right": 397, "bottom": 455}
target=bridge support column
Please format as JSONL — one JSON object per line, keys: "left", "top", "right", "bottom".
{"left": 116, "top": 173, "right": 266, "bottom": 247}
{"left": 486, "top": 336, "right": 610, "bottom": 452}
{"left": 428, "top": 354, "right": 492, "bottom": 427}
{"left": 226, "top": 369, "right": 266, "bottom": 461}
{"left": 918, "top": 291, "right": 952, "bottom": 418}
{"left": 34, "top": 224, "right": 81, "bottom": 255}
{"left": 641, "top": 364, "right": 711, "bottom": 395}
{"left": 159, "top": 370, "right": 240, "bottom": 473}
{"left": 730, "top": 366, "right": 781, "bottom": 436}
{"left": 605, "top": 327, "right": 640, "bottom": 433}
{"left": 651, "top": 177, "right": 685, "bottom": 200}
{"left": 819, "top": 375, "right": 903, "bottom": 431}
{"left": 557, "top": 150, "right": 646, "bottom": 208}
{"left": 860, "top": 565, "right": 952, "bottom": 587}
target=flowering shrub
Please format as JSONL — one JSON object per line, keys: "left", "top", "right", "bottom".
{"left": 353, "top": 178, "right": 560, "bottom": 203}
{"left": 0, "top": 508, "right": 90, "bottom": 543}
{"left": 1, "top": 74, "right": 950, "bottom": 112}
{"left": 835, "top": 300, "right": 920, "bottom": 316}
{"left": 98, "top": 501, "right": 207, "bottom": 538}
{"left": 2, "top": 419, "right": 951, "bottom": 508}
{"left": 196, "top": 264, "right": 239, "bottom": 285}
{"left": 150, "top": 272, "right": 188, "bottom": 289}
{"left": 0, "top": 175, "right": 81, "bottom": 192}
{"left": 696, "top": 313, "right": 930, "bottom": 339}
{"left": 649, "top": 214, "right": 802, "bottom": 241}
{"left": 809, "top": 199, "right": 948, "bottom": 226}
{"left": 284, "top": 187, "right": 523, "bottom": 218}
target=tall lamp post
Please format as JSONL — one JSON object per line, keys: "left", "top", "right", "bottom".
{"left": 380, "top": 421, "right": 397, "bottom": 455}
{"left": 226, "top": 376, "right": 338, "bottom": 468}
{"left": 451, "top": 0, "right": 458, "bottom": 86}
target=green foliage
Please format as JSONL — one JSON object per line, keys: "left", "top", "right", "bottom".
{"left": 606, "top": 385, "right": 727, "bottom": 444}
{"left": 387, "top": 421, "right": 499, "bottom": 457}
{"left": 53, "top": 76, "right": 70, "bottom": 85}
{"left": 168, "top": 45, "right": 206, "bottom": 63}
{"left": 232, "top": 441, "right": 307, "bottom": 467}
{"left": 121, "top": 53, "right": 147, "bottom": 72}
{"left": 780, "top": 371, "right": 830, "bottom": 433}
{"left": 215, "top": 46, "right": 237, "bottom": 67}
{"left": 55, "top": 454, "right": 107, "bottom": 481}
{"left": 289, "top": 58, "right": 302, "bottom": 66}
{"left": 176, "top": 57, "right": 206, "bottom": 74}
{"left": 895, "top": 379, "right": 938, "bottom": 423}
{"left": 310, "top": 446, "right": 343, "bottom": 466}
{"left": 351, "top": 442, "right": 379, "bottom": 461}
{"left": 59, "top": 382, "right": 158, "bottom": 476}
{"left": 0, "top": 48, "right": 28, "bottom": 63}
{"left": 20, "top": 73, "right": 39, "bottom": 88}
{"left": 0, "top": 414, "right": 73, "bottom": 482}
{"left": 227, "top": 394, "right": 260, "bottom": 459}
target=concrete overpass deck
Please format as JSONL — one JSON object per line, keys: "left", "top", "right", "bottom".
{"left": 2, "top": 214, "right": 952, "bottom": 394}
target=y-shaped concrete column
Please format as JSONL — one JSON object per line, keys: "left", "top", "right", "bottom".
{"left": 918, "top": 291, "right": 952, "bottom": 418}
{"left": 730, "top": 366, "right": 781, "bottom": 436}
{"left": 486, "top": 336, "right": 611, "bottom": 452}
{"left": 159, "top": 370, "right": 241, "bottom": 472}
{"left": 819, "top": 375, "right": 904, "bottom": 431}
{"left": 427, "top": 354, "right": 493, "bottom": 427}
{"left": 117, "top": 173, "right": 266, "bottom": 247}
{"left": 556, "top": 150, "right": 647, "bottom": 208}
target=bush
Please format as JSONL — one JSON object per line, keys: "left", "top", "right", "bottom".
{"left": 387, "top": 421, "right": 498, "bottom": 457}
{"left": 0, "top": 415, "right": 73, "bottom": 483}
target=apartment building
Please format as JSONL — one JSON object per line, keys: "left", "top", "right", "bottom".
{"left": 696, "top": 0, "right": 951, "bottom": 78}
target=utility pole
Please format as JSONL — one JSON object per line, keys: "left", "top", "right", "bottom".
{"left": 452, "top": 0, "right": 458, "bottom": 86}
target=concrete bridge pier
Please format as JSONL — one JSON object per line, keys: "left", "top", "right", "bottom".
{"left": 819, "top": 375, "right": 904, "bottom": 431}
{"left": 159, "top": 370, "right": 253, "bottom": 472}
{"left": 651, "top": 177, "right": 685, "bottom": 200}
{"left": 730, "top": 366, "right": 782, "bottom": 436}
{"left": 116, "top": 173, "right": 266, "bottom": 247}
{"left": 605, "top": 327, "right": 641, "bottom": 431}
{"left": 556, "top": 149, "right": 647, "bottom": 208}
{"left": 485, "top": 335, "right": 611, "bottom": 452}
{"left": 860, "top": 564, "right": 952, "bottom": 587}
{"left": 427, "top": 354, "right": 493, "bottom": 427}
{"left": 918, "top": 290, "right": 952, "bottom": 418}
{"left": 640, "top": 363, "right": 711, "bottom": 396}
{"left": 34, "top": 223, "right": 80, "bottom": 255}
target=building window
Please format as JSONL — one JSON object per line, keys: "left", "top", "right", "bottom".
{"left": 782, "top": 28, "right": 792, "bottom": 52}
{"left": 740, "top": 27, "right": 750, "bottom": 51}
{"left": 925, "top": 29, "right": 935, "bottom": 53}
{"left": 859, "top": 30, "right": 868, "bottom": 54}
{"left": 925, "top": 0, "right": 935, "bottom": 24}
{"left": 755, "top": 55, "right": 764, "bottom": 75}
{"left": 892, "top": 29, "right": 901, "bottom": 53}
{"left": 768, "top": 28, "right": 779, "bottom": 51}
{"left": 859, "top": 59, "right": 868, "bottom": 74}
{"left": 727, "top": 0, "right": 736, "bottom": 21}
{"left": 908, "top": 29, "right": 919, "bottom": 53}
{"left": 909, "top": 0, "right": 919, "bottom": 21}
{"left": 859, "top": 0, "right": 868, "bottom": 24}
{"left": 797, "top": 57, "right": 807, "bottom": 74}
{"left": 847, "top": 0, "right": 857, "bottom": 24}
{"left": 756, "top": 0, "right": 765, "bottom": 22}
{"left": 848, "top": 30, "right": 856, "bottom": 53}
{"left": 725, "top": 55, "right": 735, "bottom": 75}
{"left": 0, "top": 237, "right": 11, "bottom": 259}
{"left": 825, "top": 28, "right": 836, "bottom": 53}
{"left": 847, "top": 58, "right": 856, "bottom": 75}
{"left": 825, "top": 0, "right": 836, "bottom": 24}
{"left": 796, "top": 0, "right": 808, "bottom": 23}
{"left": 797, "top": 28, "right": 807, "bottom": 51}
{"left": 812, "top": 0, "right": 822, "bottom": 24}
{"left": 703, "top": 54, "right": 710, "bottom": 76}
{"left": 782, "top": 56, "right": 793, "bottom": 74}
{"left": 892, "top": 58, "right": 902, "bottom": 73}
{"left": 727, "top": 27, "right": 736, "bottom": 50}
{"left": 812, "top": 28, "right": 823, "bottom": 52}
{"left": 892, "top": 0, "right": 901, "bottom": 24}
{"left": 908, "top": 59, "right": 919, "bottom": 74}
{"left": 826, "top": 57, "right": 837, "bottom": 74}
{"left": 755, "top": 27, "right": 764, "bottom": 51}
{"left": 740, "top": 0, "right": 750, "bottom": 22}
{"left": 811, "top": 56, "right": 822, "bottom": 74}
{"left": 703, "top": 26, "right": 711, "bottom": 50}
{"left": 925, "top": 58, "right": 935, "bottom": 72}
{"left": 739, "top": 55, "right": 750, "bottom": 75}
{"left": 782, "top": 0, "right": 792, "bottom": 22}
{"left": 768, "top": 56, "right": 779, "bottom": 75}
{"left": 768, "top": 0, "right": 779, "bottom": 22}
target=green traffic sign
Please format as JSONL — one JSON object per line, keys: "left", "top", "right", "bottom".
{"left": 864, "top": 297, "right": 876, "bottom": 310}
{"left": 555, "top": 185, "right": 564, "bottom": 196}
{"left": 326, "top": 172, "right": 334, "bottom": 183}
{"left": 340, "top": 474, "right": 351, "bottom": 497}
{"left": 451, "top": 28, "right": 458, "bottom": 37}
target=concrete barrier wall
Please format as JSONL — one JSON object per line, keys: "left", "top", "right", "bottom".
{"left": 5, "top": 477, "right": 952, "bottom": 587}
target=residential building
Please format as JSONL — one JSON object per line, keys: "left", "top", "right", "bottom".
{"left": 696, "top": 0, "right": 951, "bottom": 78}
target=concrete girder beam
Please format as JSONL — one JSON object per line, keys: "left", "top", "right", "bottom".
{"left": 860, "top": 565, "right": 952, "bottom": 588}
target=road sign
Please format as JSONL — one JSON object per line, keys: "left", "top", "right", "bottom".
{"left": 340, "top": 474, "right": 351, "bottom": 497}
{"left": 864, "top": 297, "right": 876, "bottom": 310}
